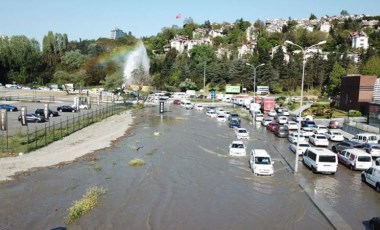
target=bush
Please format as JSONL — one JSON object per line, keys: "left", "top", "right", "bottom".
{"left": 349, "top": 110, "right": 362, "bottom": 117}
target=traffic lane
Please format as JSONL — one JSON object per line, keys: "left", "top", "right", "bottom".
{"left": 3, "top": 101, "right": 106, "bottom": 136}
{"left": 250, "top": 120, "right": 380, "bottom": 230}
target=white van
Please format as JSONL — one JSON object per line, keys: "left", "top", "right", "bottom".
{"left": 303, "top": 148, "right": 338, "bottom": 174}
{"left": 249, "top": 149, "right": 274, "bottom": 176}
{"left": 350, "top": 133, "right": 378, "bottom": 144}
{"left": 338, "top": 149, "right": 373, "bottom": 170}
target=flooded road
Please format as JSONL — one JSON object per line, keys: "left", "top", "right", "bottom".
{"left": 0, "top": 104, "right": 376, "bottom": 229}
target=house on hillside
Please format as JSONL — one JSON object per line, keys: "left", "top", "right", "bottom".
{"left": 238, "top": 43, "right": 255, "bottom": 59}
{"left": 216, "top": 47, "right": 232, "bottom": 59}
{"left": 320, "top": 22, "right": 331, "bottom": 33}
{"left": 270, "top": 45, "right": 290, "bottom": 63}
{"left": 350, "top": 31, "right": 369, "bottom": 49}
{"left": 209, "top": 29, "right": 223, "bottom": 38}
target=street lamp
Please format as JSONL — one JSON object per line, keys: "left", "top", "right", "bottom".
{"left": 246, "top": 63, "right": 265, "bottom": 103}
{"left": 285, "top": 40, "right": 326, "bottom": 173}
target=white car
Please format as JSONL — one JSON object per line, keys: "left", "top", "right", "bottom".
{"left": 292, "top": 115, "right": 303, "bottom": 122}
{"left": 235, "top": 128, "right": 249, "bottom": 140}
{"left": 224, "top": 111, "right": 231, "bottom": 118}
{"left": 268, "top": 110, "right": 277, "bottom": 117}
{"left": 285, "top": 121, "right": 298, "bottom": 130}
{"left": 288, "top": 132, "right": 305, "bottom": 144}
{"left": 313, "top": 125, "right": 328, "bottom": 134}
{"left": 309, "top": 134, "right": 329, "bottom": 147}
{"left": 229, "top": 141, "right": 247, "bottom": 156}
{"left": 255, "top": 113, "right": 264, "bottom": 122}
{"left": 261, "top": 118, "right": 273, "bottom": 126}
{"left": 282, "top": 109, "right": 290, "bottom": 116}
{"left": 216, "top": 114, "right": 227, "bottom": 122}
{"left": 276, "top": 116, "right": 288, "bottom": 125}
{"left": 206, "top": 111, "right": 217, "bottom": 118}
{"left": 290, "top": 141, "right": 311, "bottom": 155}
{"left": 195, "top": 104, "right": 204, "bottom": 110}
{"left": 324, "top": 130, "right": 344, "bottom": 142}
{"left": 249, "top": 149, "right": 274, "bottom": 176}
{"left": 301, "top": 127, "right": 314, "bottom": 138}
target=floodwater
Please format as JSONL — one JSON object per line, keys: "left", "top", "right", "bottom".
{"left": 0, "top": 105, "right": 346, "bottom": 230}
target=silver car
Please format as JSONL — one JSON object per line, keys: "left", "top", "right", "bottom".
{"left": 364, "top": 143, "right": 380, "bottom": 157}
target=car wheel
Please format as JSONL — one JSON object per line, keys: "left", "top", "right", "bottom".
{"left": 349, "top": 165, "right": 354, "bottom": 170}
{"left": 361, "top": 174, "right": 366, "bottom": 182}
{"left": 311, "top": 166, "right": 317, "bottom": 174}
{"left": 376, "top": 183, "right": 380, "bottom": 193}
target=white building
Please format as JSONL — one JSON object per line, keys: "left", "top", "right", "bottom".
{"left": 270, "top": 45, "right": 290, "bottom": 63}
{"left": 110, "top": 27, "right": 124, "bottom": 40}
{"left": 320, "top": 22, "right": 331, "bottom": 33}
{"left": 238, "top": 44, "right": 255, "bottom": 59}
{"left": 350, "top": 31, "right": 369, "bottom": 49}
{"left": 209, "top": 29, "right": 223, "bottom": 38}
{"left": 216, "top": 47, "right": 232, "bottom": 59}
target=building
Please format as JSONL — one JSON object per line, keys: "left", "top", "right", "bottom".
{"left": 111, "top": 27, "right": 124, "bottom": 40}
{"left": 320, "top": 22, "right": 331, "bottom": 33}
{"left": 350, "top": 31, "right": 369, "bottom": 49}
{"left": 339, "top": 74, "right": 377, "bottom": 115}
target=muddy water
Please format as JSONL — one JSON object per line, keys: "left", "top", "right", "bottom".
{"left": 0, "top": 106, "right": 333, "bottom": 230}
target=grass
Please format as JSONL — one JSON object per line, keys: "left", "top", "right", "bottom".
{"left": 128, "top": 158, "right": 145, "bottom": 166}
{"left": 66, "top": 186, "right": 107, "bottom": 224}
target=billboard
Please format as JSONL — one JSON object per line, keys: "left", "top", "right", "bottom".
{"left": 225, "top": 85, "right": 241, "bottom": 93}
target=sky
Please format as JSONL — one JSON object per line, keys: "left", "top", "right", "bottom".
{"left": 1, "top": 0, "right": 380, "bottom": 45}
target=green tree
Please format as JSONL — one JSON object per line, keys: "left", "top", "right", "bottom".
{"left": 360, "top": 55, "right": 380, "bottom": 76}
{"left": 60, "top": 50, "right": 86, "bottom": 72}
{"left": 327, "top": 62, "right": 346, "bottom": 96}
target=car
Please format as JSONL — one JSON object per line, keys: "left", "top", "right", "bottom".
{"left": 73, "top": 104, "right": 89, "bottom": 110}
{"left": 328, "top": 120, "right": 340, "bottom": 129}
{"left": 195, "top": 104, "right": 204, "bottom": 110}
{"left": 276, "top": 115, "right": 288, "bottom": 125}
{"left": 290, "top": 141, "right": 311, "bottom": 155}
{"left": 376, "top": 158, "right": 380, "bottom": 166}
{"left": 35, "top": 108, "right": 59, "bottom": 117}
{"left": 249, "top": 149, "right": 274, "bottom": 176}
{"left": 0, "top": 104, "right": 18, "bottom": 112}
{"left": 338, "top": 149, "right": 372, "bottom": 170}
{"left": 282, "top": 108, "right": 290, "bottom": 116}
{"left": 206, "top": 110, "right": 217, "bottom": 118}
{"left": 206, "top": 106, "right": 216, "bottom": 113}
{"left": 254, "top": 113, "right": 264, "bottom": 122}
{"left": 229, "top": 113, "right": 241, "bottom": 123}
{"left": 301, "top": 120, "right": 316, "bottom": 129}
{"left": 313, "top": 125, "right": 328, "bottom": 134}
{"left": 288, "top": 132, "right": 305, "bottom": 144}
{"left": 267, "top": 121, "right": 278, "bottom": 132}
{"left": 284, "top": 121, "right": 298, "bottom": 130}
{"left": 331, "top": 140, "right": 365, "bottom": 153}
{"left": 216, "top": 114, "right": 227, "bottom": 122}
{"left": 292, "top": 115, "right": 303, "bottom": 122}
{"left": 235, "top": 128, "right": 249, "bottom": 140}
{"left": 309, "top": 134, "right": 329, "bottom": 147}
{"left": 173, "top": 99, "right": 181, "bottom": 105}
{"left": 369, "top": 217, "right": 380, "bottom": 230}
{"left": 261, "top": 118, "right": 273, "bottom": 126}
{"left": 361, "top": 166, "right": 380, "bottom": 192}
{"left": 229, "top": 141, "right": 247, "bottom": 156}
{"left": 301, "top": 127, "right": 314, "bottom": 138}
{"left": 184, "top": 102, "right": 194, "bottom": 110}
{"left": 228, "top": 119, "right": 241, "bottom": 128}
{"left": 350, "top": 133, "right": 378, "bottom": 144}
{"left": 274, "top": 125, "right": 289, "bottom": 138}
{"left": 303, "top": 148, "right": 338, "bottom": 174}
{"left": 57, "top": 105, "right": 77, "bottom": 112}
{"left": 224, "top": 111, "right": 231, "bottom": 118}
{"left": 363, "top": 143, "right": 380, "bottom": 158}
{"left": 268, "top": 110, "right": 277, "bottom": 117}
{"left": 18, "top": 113, "right": 45, "bottom": 123}
{"left": 324, "top": 130, "right": 344, "bottom": 142}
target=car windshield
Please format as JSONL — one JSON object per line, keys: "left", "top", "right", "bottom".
{"left": 371, "top": 145, "right": 380, "bottom": 150}
{"left": 299, "top": 144, "right": 310, "bottom": 147}
{"left": 317, "top": 136, "right": 327, "bottom": 139}
{"left": 255, "top": 157, "right": 271, "bottom": 164}
{"left": 232, "top": 144, "right": 244, "bottom": 148}
{"left": 358, "top": 156, "right": 372, "bottom": 162}
{"left": 238, "top": 130, "right": 247, "bottom": 133}
{"left": 319, "top": 156, "right": 336, "bottom": 162}
{"left": 332, "top": 132, "right": 342, "bottom": 135}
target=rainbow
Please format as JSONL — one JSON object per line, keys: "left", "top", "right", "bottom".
{"left": 97, "top": 43, "right": 140, "bottom": 66}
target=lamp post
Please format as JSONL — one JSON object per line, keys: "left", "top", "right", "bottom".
{"left": 285, "top": 40, "right": 326, "bottom": 173}
{"left": 203, "top": 62, "right": 206, "bottom": 94}
{"left": 246, "top": 63, "right": 265, "bottom": 103}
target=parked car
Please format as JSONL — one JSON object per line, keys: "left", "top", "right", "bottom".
{"left": 261, "top": 118, "right": 273, "bottom": 126}
{"left": 229, "top": 141, "right": 247, "bottom": 156}
{"left": 235, "top": 128, "right": 249, "bottom": 140}
{"left": 361, "top": 166, "right": 380, "bottom": 192}
{"left": 338, "top": 149, "right": 372, "bottom": 170}
{"left": 249, "top": 149, "right": 274, "bottom": 176}
{"left": 331, "top": 140, "right": 365, "bottom": 153}
{"left": 284, "top": 121, "right": 298, "bottom": 130}
{"left": 313, "top": 125, "right": 328, "bottom": 134}
{"left": 274, "top": 125, "right": 289, "bottom": 138}
{"left": 309, "top": 134, "right": 329, "bottom": 147}
{"left": 0, "top": 104, "right": 18, "bottom": 112}
{"left": 350, "top": 133, "right": 378, "bottom": 144}
{"left": 364, "top": 143, "right": 380, "bottom": 158}
{"left": 324, "top": 130, "right": 344, "bottom": 142}
{"left": 57, "top": 105, "right": 77, "bottom": 112}
{"left": 35, "top": 108, "right": 59, "bottom": 117}
{"left": 288, "top": 132, "right": 305, "bottom": 144}
{"left": 18, "top": 113, "right": 45, "bottom": 123}
{"left": 228, "top": 119, "right": 241, "bottom": 128}
{"left": 267, "top": 122, "right": 278, "bottom": 132}
{"left": 328, "top": 120, "right": 340, "bottom": 129}
{"left": 290, "top": 141, "right": 311, "bottom": 155}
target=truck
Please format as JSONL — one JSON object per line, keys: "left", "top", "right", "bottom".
{"left": 260, "top": 97, "right": 275, "bottom": 113}
{"left": 361, "top": 166, "right": 380, "bottom": 192}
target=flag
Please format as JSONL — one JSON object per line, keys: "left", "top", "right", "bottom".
{"left": 176, "top": 13, "right": 182, "bottom": 19}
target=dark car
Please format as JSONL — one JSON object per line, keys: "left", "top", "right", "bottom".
{"left": 331, "top": 140, "right": 365, "bottom": 153}
{"left": 228, "top": 113, "right": 241, "bottom": 123}
{"left": 18, "top": 113, "right": 45, "bottom": 123}
{"left": 369, "top": 216, "right": 380, "bottom": 230}
{"left": 35, "top": 108, "right": 59, "bottom": 117}
{"left": 301, "top": 120, "right": 317, "bottom": 128}
{"left": 267, "top": 121, "right": 278, "bottom": 132}
{"left": 57, "top": 105, "right": 77, "bottom": 112}
{"left": 328, "top": 120, "right": 340, "bottom": 129}
{"left": 274, "top": 125, "right": 289, "bottom": 138}
{"left": 0, "top": 104, "right": 18, "bottom": 112}
{"left": 173, "top": 99, "right": 181, "bottom": 105}
{"left": 228, "top": 119, "right": 241, "bottom": 128}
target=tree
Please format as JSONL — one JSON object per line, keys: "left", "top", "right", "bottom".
{"left": 340, "top": 10, "right": 349, "bottom": 16}
{"left": 327, "top": 62, "right": 346, "bottom": 96}
{"left": 309, "top": 13, "right": 317, "bottom": 20}
{"left": 130, "top": 66, "right": 152, "bottom": 105}
{"left": 60, "top": 50, "right": 86, "bottom": 72}
{"left": 359, "top": 55, "right": 380, "bottom": 76}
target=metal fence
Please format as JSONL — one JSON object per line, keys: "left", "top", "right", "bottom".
{"left": 0, "top": 103, "right": 131, "bottom": 154}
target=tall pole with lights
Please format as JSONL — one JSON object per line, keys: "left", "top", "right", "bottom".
{"left": 246, "top": 63, "right": 265, "bottom": 103}
{"left": 285, "top": 40, "right": 326, "bottom": 173}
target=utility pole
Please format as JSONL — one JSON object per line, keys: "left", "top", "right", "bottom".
{"left": 203, "top": 62, "right": 206, "bottom": 94}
